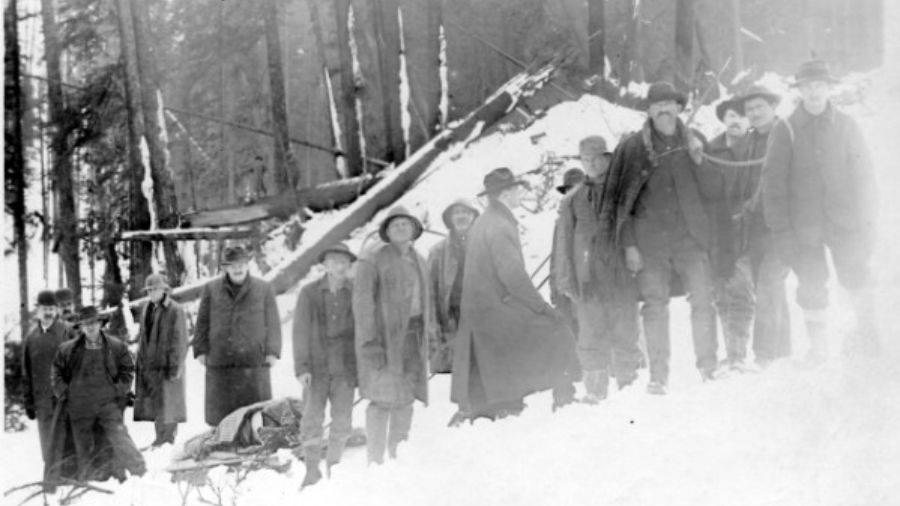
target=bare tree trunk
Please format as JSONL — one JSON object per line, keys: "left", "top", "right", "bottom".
{"left": 373, "top": 0, "right": 405, "bottom": 164}
{"left": 731, "top": 0, "right": 744, "bottom": 75}
{"left": 114, "top": 0, "right": 152, "bottom": 299}
{"left": 587, "top": 0, "right": 605, "bottom": 76}
{"left": 262, "top": 0, "right": 300, "bottom": 192}
{"left": 40, "top": 0, "right": 81, "bottom": 307}
{"left": 621, "top": 0, "right": 644, "bottom": 85}
{"left": 129, "top": 0, "right": 185, "bottom": 285}
{"left": 674, "top": 0, "right": 695, "bottom": 90}
{"left": 399, "top": 0, "right": 441, "bottom": 152}
{"left": 6, "top": 0, "right": 30, "bottom": 338}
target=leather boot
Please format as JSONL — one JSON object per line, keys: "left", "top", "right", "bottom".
{"left": 582, "top": 369, "right": 609, "bottom": 404}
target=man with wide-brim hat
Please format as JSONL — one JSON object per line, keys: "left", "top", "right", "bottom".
{"left": 133, "top": 273, "right": 188, "bottom": 448}
{"left": 353, "top": 205, "right": 431, "bottom": 464}
{"left": 427, "top": 198, "right": 480, "bottom": 374}
{"left": 450, "top": 167, "right": 578, "bottom": 423}
{"left": 762, "top": 59, "right": 878, "bottom": 365}
{"left": 294, "top": 241, "right": 358, "bottom": 484}
{"left": 556, "top": 168, "right": 585, "bottom": 195}
{"left": 194, "top": 244, "right": 282, "bottom": 426}
{"left": 48, "top": 305, "right": 145, "bottom": 481}
{"left": 597, "top": 81, "right": 720, "bottom": 394}
{"left": 22, "top": 290, "right": 74, "bottom": 466}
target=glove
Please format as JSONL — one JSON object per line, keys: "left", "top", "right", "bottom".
{"left": 25, "top": 407, "right": 36, "bottom": 420}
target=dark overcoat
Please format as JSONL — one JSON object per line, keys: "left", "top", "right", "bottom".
{"left": 134, "top": 296, "right": 188, "bottom": 423}
{"left": 22, "top": 320, "right": 73, "bottom": 418}
{"left": 762, "top": 104, "right": 877, "bottom": 248}
{"left": 427, "top": 233, "right": 467, "bottom": 372}
{"left": 194, "top": 275, "right": 282, "bottom": 425}
{"left": 353, "top": 242, "right": 431, "bottom": 405}
{"left": 292, "top": 274, "right": 357, "bottom": 382}
{"left": 451, "top": 200, "right": 577, "bottom": 409}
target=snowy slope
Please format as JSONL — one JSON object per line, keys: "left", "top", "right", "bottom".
{"left": 4, "top": 77, "right": 900, "bottom": 505}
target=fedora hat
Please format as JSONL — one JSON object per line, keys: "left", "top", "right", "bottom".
{"left": 715, "top": 97, "right": 745, "bottom": 122}
{"left": 642, "top": 81, "right": 687, "bottom": 110}
{"left": 478, "top": 167, "right": 530, "bottom": 197}
{"left": 378, "top": 206, "right": 424, "bottom": 243}
{"left": 143, "top": 273, "right": 171, "bottom": 292}
{"left": 738, "top": 85, "right": 781, "bottom": 106}
{"left": 441, "top": 198, "right": 480, "bottom": 230}
{"left": 77, "top": 306, "right": 102, "bottom": 325}
{"left": 318, "top": 242, "right": 358, "bottom": 263}
{"left": 221, "top": 245, "right": 250, "bottom": 265}
{"left": 791, "top": 59, "right": 839, "bottom": 87}
{"left": 556, "top": 168, "right": 586, "bottom": 194}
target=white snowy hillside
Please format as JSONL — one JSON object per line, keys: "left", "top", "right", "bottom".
{"left": 4, "top": 72, "right": 900, "bottom": 506}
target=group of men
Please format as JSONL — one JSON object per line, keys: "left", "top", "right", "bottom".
{"left": 20, "top": 57, "right": 879, "bottom": 490}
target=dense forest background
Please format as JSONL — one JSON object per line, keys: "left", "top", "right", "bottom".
{"left": 3, "top": 0, "right": 885, "bottom": 339}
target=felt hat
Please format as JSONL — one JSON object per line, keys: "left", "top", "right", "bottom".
{"left": 378, "top": 206, "right": 424, "bottom": 243}
{"left": 556, "top": 168, "right": 586, "bottom": 195}
{"left": 142, "top": 273, "right": 171, "bottom": 292}
{"left": 738, "top": 85, "right": 781, "bottom": 106}
{"left": 221, "top": 245, "right": 250, "bottom": 265}
{"left": 77, "top": 306, "right": 101, "bottom": 325}
{"left": 318, "top": 242, "right": 358, "bottom": 263}
{"left": 478, "top": 167, "right": 530, "bottom": 197}
{"left": 36, "top": 290, "right": 57, "bottom": 307}
{"left": 643, "top": 81, "right": 687, "bottom": 110}
{"left": 791, "top": 59, "right": 839, "bottom": 87}
{"left": 715, "top": 97, "right": 745, "bottom": 122}
{"left": 54, "top": 288, "right": 74, "bottom": 304}
{"left": 441, "top": 198, "right": 480, "bottom": 230}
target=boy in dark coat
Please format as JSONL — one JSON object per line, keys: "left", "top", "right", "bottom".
{"left": 353, "top": 206, "right": 432, "bottom": 464}
{"left": 49, "top": 306, "right": 145, "bottom": 480}
{"left": 22, "top": 290, "right": 73, "bottom": 464}
{"left": 293, "top": 242, "right": 358, "bottom": 486}
{"left": 134, "top": 273, "right": 188, "bottom": 447}
{"left": 194, "top": 245, "right": 282, "bottom": 426}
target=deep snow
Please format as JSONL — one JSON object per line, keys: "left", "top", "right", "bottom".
{"left": 4, "top": 67, "right": 900, "bottom": 506}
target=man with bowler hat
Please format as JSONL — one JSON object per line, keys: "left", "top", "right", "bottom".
{"left": 762, "top": 59, "right": 879, "bottom": 363}
{"left": 194, "top": 245, "right": 282, "bottom": 425}
{"left": 294, "top": 242, "right": 358, "bottom": 485}
{"left": 451, "top": 168, "right": 578, "bottom": 421}
{"left": 133, "top": 273, "right": 188, "bottom": 447}
{"left": 54, "top": 288, "right": 77, "bottom": 324}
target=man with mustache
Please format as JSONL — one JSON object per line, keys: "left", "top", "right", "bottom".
{"left": 599, "top": 82, "right": 719, "bottom": 395}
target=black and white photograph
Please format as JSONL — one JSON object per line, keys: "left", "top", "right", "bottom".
{"left": 2, "top": 0, "right": 899, "bottom": 504}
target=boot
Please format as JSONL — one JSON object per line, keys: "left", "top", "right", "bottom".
{"left": 301, "top": 457, "right": 322, "bottom": 488}
{"left": 551, "top": 382, "right": 576, "bottom": 412}
{"left": 582, "top": 369, "right": 609, "bottom": 404}
{"left": 800, "top": 312, "right": 829, "bottom": 368}
{"left": 325, "top": 439, "right": 344, "bottom": 476}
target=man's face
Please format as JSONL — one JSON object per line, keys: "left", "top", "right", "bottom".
{"left": 58, "top": 301, "right": 75, "bottom": 316}
{"left": 37, "top": 304, "right": 58, "bottom": 323}
{"left": 648, "top": 100, "right": 681, "bottom": 132}
{"left": 224, "top": 261, "right": 250, "bottom": 283}
{"left": 449, "top": 206, "right": 476, "bottom": 234}
{"left": 500, "top": 184, "right": 524, "bottom": 209}
{"left": 82, "top": 320, "right": 101, "bottom": 340}
{"left": 722, "top": 109, "right": 749, "bottom": 137}
{"left": 323, "top": 253, "right": 352, "bottom": 279}
{"left": 743, "top": 97, "right": 776, "bottom": 130}
{"left": 147, "top": 287, "right": 166, "bottom": 303}
{"left": 798, "top": 80, "right": 831, "bottom": 112}
{"left": 579, "top": 149, "right": 610, "bottom": 179}
{"left": 387, "top": 217, "right": 416, "bottom": 244}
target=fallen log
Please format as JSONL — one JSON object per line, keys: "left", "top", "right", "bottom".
{"left": 118, "top": 227, "right": 257, "bottom": 242}
{"left": 118, "top": 58, "right": 560, "bottom": 310}
{"left": 180, "top": 173, "right": 382, "bottom": 228}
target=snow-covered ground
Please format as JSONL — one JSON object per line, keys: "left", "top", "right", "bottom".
{"left": 5, "top": 65, "right": 900, "bottom": 505}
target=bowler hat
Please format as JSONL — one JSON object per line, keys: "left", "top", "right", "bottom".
{"left": 54, "top": 288, "right": 74, "bottom": 304}
{"left": 738, "top": 85, "right": 781, "bottom": 106}
{"left": 715, "top": 98, "right": 745, "bottom": 122}
{"left": 221, "top": 245, "right": 250, "bottom": 265}
{"left": 77, "top": 306, "right": 101, "bottom": 325}
{"left": 318, "top": 242, "right": 358, "bottom": 263}
{"left": 478, "top": 167, "right": 530, "bottom": 197}
{"left": 378, "top": 206, "right": 424, "bottom": 243}
{"left": 642, "top": 82, "right": 687, "bottom": 110}
{"left": 441, "top": 198, "right": 480, "bottom": 230}
{"left": 36, "top": 290, "right": 57, "bottom": 307}
{"left": 143, "top": 273, "right": 171, "bottom": 292}
{"left": 791, "top": 59, "right": 839, "bottom": 87}
{"left": 556, "top": 168, "right": 586, "bottom": 195}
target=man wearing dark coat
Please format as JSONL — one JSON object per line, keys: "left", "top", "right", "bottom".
{"left": 762, "top": 60, "right": 879, "bottom": 363}
{"left": 49, "top": 306, "right": 145, "bottom": 480}
{"left": 22, "top": 290, "right": 73, "bottom": 464}
{"left": 353, "top": 206, "right": 431, "bottom": 464}
{"left": 427, "top": 198, "right": 479, "bottom": 373}
{"left": 294, "top": 242, "right": 358, "bottom": 486}
{"left": 54, "top": 288, "right": 77, "bottom": 325}
{"left": 134, "top": 273, "right": 188, "bottom": 447}
{"left": 194, "top": 245, "right": 282, "bottom": 426}
{"left": 451, "top": 168, "right": 578, "bottom": 420}
{"left": 555, "top": 137, "right": 642, "bottom": 403}
{"left": 599, "top": 82, "right": 719, "bottom": 395}
{"left": 549, "top": 167, "right": 585, "bottom": 338}
{"left": 739, "top": 86, "right": 792, "bottom": 366}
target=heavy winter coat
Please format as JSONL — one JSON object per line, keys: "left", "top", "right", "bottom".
{"left": 50, "top": 330, "right": 134, "bottom": 407}
{"left": 292, "top": 275, "right": 357, "bottom": 382}
{"left": 22, "top": 320, "right": 73, "bottom": 417}
{"left": 194, "top": 275, "right": 282, "bottom": 424}
{"left": 427, "top": 231, "right": 469, "bottom": 372}
{"left": 134, "top": 296, "right": 188, "bottom": 423}
{"left": 762, "top": 104, "right": 877, "bottom": 248}
{"left": 353, "top": 242, "right": 431, "bottom": 405}
{"left": 451, "top": 200, "right": 577, "bottom": 408}
{"left": 553, "top": 178, "right": 608, "bottom": 299}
